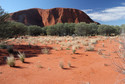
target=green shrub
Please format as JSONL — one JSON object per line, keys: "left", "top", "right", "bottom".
{"left": 28, "top": 25, "right": 42, "bottom": 36}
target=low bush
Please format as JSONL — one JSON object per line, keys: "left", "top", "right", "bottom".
{"left": 6, "top": 55, "right": 15, "bottom": 67}
{"left": 41, "top": 48, "right": 50, "bottom": 54}
{"left": 17, "top": 51, "right": 25, "bottom": 63}
{"left": 85, "top": 45, "right": 95, "bottom": 51}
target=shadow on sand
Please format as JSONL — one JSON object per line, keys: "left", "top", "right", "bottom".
{"left": 0, "top": 45, "right": 53, "bottom": 66}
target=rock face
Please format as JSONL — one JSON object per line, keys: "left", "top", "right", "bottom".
{"left": 10, "top": 8, "right": 99, "bottom": 27}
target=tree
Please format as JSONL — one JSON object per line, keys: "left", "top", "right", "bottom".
{"left": 64, "top": 23, "right": 75, "bottom": 35}
{"left": 98, "top": 24, "right": 117, "bottom": 36}
{"left": 54, "top": 23, "right": 66, "bottom": 36}
{"left": 28, "top": 25, "right": 42, "bottom": 36}
{"left": 88, "top": 23, "right": 98, "bottom": 35}
{"left": 121, "top": 24, "right": 125, "bottom": 34}
{"left": 0, "top": 6, "right": 9, "bottom": 24}
{"left": 75, "top": 22, "right": 89, "bottom": 36}
{"left": 0, "top": 6, "right": 10, "bottom": 39}
{"left": 46, "top": 26, "right": 56, "bottom": 35}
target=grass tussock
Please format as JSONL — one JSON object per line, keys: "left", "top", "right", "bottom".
{"left": 18, "top": 51, "right": 25, "bottom": 63}
{"left": 41, "top": 48, "right": 50, "bottom": 54}
{"left": 85, "top": 45, "right": 95, "bottom": 51}
{"left": 6, "top": 55, "right": 15, "bottom": 67}
{"left": 59, "top": 61, "right": 64, "bottom": 69}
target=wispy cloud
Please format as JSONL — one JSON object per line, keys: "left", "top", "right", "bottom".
{"left": 121, "top": 2, "right": 125, "bottom": 5}
{"left": 82, "top": 9, "right": 93, "bottom": 13}
{"left": 83, "top": 4, "right": 125, "bottom": 22}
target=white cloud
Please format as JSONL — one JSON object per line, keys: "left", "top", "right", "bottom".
{"left": 82, "top": 9, "right": 93, "bottom": 13}
{"left": 121, "top": 2, "right": 125, "bottom": 5}
{"left": 85, "top": 6, "right": 125, "bottom": 22}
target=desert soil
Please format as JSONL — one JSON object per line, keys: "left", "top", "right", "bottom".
{"left": 0, "top": 36, "right": 124, "bottom": 84}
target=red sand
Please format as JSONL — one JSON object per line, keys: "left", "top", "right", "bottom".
{"left": 0, "top": 36, "right": 124, "bottom": 84}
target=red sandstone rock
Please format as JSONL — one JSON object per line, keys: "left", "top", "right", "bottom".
{"left": 10, "top": 8, "right": 99, "bottom": 27}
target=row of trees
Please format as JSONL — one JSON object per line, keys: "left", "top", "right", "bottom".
{"left": 44, "top": 22, "right": 121, "bottom": 36}
{"left": 0, "top": 6, "right": 124, "bottom": 39}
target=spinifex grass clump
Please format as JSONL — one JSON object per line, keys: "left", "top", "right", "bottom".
{"left": 18, "top": 51, "right": 25, "bottom": 63}
{"left": 72, "top": 45, "right": 76, "bottom": 54}
{"left": 98, "top": 49, "right": 103, "bottom": 55}
{"left": 85, "top": 44, "right": 95, "bottom": 51}
{"left": 41, "top": 48, "right": 50, "bottom": 54}
{"left": 59, "top": 61, "right": 64, "bottom": 69}
{"left": 90, "top": 39, "right": 97, "bottom": 44}
{"left": 102, "top": 43, "right": 104, "bottom": 47}
{"left": 68, "top": 61, "right": 71, "bottom": 68}
{"left": 6, "top": 55, "right": 15, "bottom": 67}
{"left": 82, "top": 41, "right": 89, "bottom": 46}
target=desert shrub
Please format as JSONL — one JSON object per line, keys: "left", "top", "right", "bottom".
{"left": 72, "top": 45, "right": 76, "bottom": 54}
{"left": 98, "top": 49, "right": 103, "bottom": 55}
{"left": 46, "top": 26, "right": 56, "bottom": 35}
{"left": 6, "top": 55, "right": 15, "bottom": 67}
{"left": 59, "top": 61, "right": 64, "bottom": 69}
{"left": 41, "top": 26, "right": 48, "bottom": 35}
{"left": 54, "top": 23, "right": 66, "bottom": 36}
{"left": 41, "top": 48, "right": 50, "bottom": 54}
{"left": 17, "top": 51, "right": 25, "bottom": 63}
{"left": 75, "top": 22, "right": 89, "bottom": 36}
{"left": 63, "top": 23, "right": 75, "bottom": 35}
{"left": 46, "top": 23, "right": 67, "bottom": 36}
{"left": 102, "top": 43, "right": 104, "bottom": 47}
{"left": 85, "top": 45, "right": 95, "bottom": 51}
{"left": 88, "top": 23, "right": 98, "bottom": 35}
{"left": 98, "top": 25, "right": 117, "bottom": 36}
{"left": 82, "top": 41, "right": 89, "bottom": 46}
{"left": 9, "top": 21, "right": 28, "bottom": 36}
{"left": 0, "top": 21, "right": 28, "bottom": 38}
{"left": 66, "top": 48, "right": 70, "bottom": 50}
{"left": 28, "top": 25, "right": 42, "bottom": 36}
{"left": 37, "top": 65, "right": 43, "bottom": 68}
{"left": 90, "top": 39, "right": 97, "bottom": 44}
{"left": 68, "top": 61, "right": 71, "bottom": 67}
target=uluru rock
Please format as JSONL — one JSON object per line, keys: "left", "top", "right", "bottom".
{"left": 10, "top": 8, "right": 99, "bottom": 27}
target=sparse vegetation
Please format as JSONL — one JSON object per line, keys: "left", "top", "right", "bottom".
{"left": 59, "top": 61, "right": 64, "bottom": 69}
{"left": 68, "top": 61, "right": 71, "bottom": 67}
{"left": 17, "top": 51, "right": 25, "bottom": 63}
{"left": 102, "top": 43, "right": 104, "bottom": 47}
{"left": 6, "top": 55, "right": 15, "bottom": 67}
{"left": 98, "top": 49, "right": 103, "bottom": 55}
{"left": 37, "top": 65, "right": 43, "bottom": 68}
{"left": 85, "top": 45, "right": 95, "bottom": 51}
{"left": 72, "top": 45, "right": 76, "bottom": 54}
{"left": 41, "top": 48, "right": 50, "bottom": 54}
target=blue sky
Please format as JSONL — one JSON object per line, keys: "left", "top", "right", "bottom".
{"left": 0, "top": 0, "right": 125, "bottom": 25}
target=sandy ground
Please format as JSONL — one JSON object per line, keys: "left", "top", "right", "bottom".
{"left": 0, "top": 36, "right": 124, "bottom": 84}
